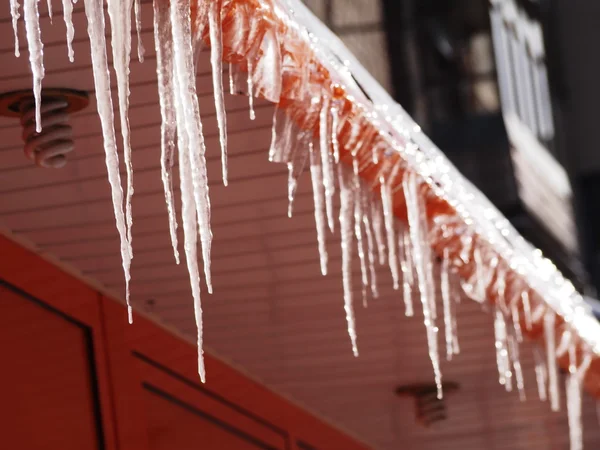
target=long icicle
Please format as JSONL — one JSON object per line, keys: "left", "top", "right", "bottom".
{"left": 320, "top": 95, "right": 335, "bottom": 232}
{"left": 544, "top": 310, "right": 560, "bottom": 411}
{"left": 404, "top": 171, "right": 442, "bottom": 399}
{"left": 508, "top": 333, "right": 526, "bottom": 401}
{"left": 134, "top": 0, "right": 145, "bottom": 62}
{"left": 170, "top": 0, "right": 213, "bottom": 293}
{"left": 176, "top": 72, "right": 205, "bottom": 382}
{"left": 61, "top": 0, "right": 75, "bottom": 62}
{"left": 46, "top": 0, "right": 52, "bottom": 23}
{"left": 339, "top": 166, "right": 358, "bottom": 356}
{"left": 371, "top": 200, "right": 386, "bottom": 265}
{"left": 10, "top": 0, "right": 20, "bottom": 57}
{"left": 494, "top": 306, "right": 511, "bottom": 389}
{"left": 208, "top": 0, "right": 228, "bottom": 186}
{"left": 287, "top": 136, "right": 309, "bottom": 217}
{"left": 153, "top": 0, "right": 179, "bottom": 264}
{"left": 361, "top": 189, "right": 379, "bottom": 299}
{"left": 83, "top": 0, "right": 132, "bottom": 322}
{"left": 533, "top": 345, "right": 548, "bottom": 401}
{"left": 106, "top": 0, "right": 135, "bottom": 262}
{"left": 441, "top": 248, "right": 454, "bottom": 360}
{"left": 401, "top": 231, "right": 414, "bottom": 316}
{"left": 247, "top": 58, "right": 255, "bottom": 120}
{"left": 353, "top": 165, "right": 369, "bottom": 307}
{"left": 567, "top": 347, "right": 592, "bottom": 450}
{"left": 522, "top": 290, "right": 533, "bottom": 331}
{"left": 23, "top": 0, "right": 44, "bottom": 133}
{"left": 309, "top": 143, "right": 328, "bottom": 276}
{"left": 380, "top": 173, "right": 400, "bottom": 290}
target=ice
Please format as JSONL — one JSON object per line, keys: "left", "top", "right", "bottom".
{"left": 353, "top": 167, "right": 369, "bottom": 307}
{"left": 544, "top": 310, "right": 560, "bottom": 411}
{"left": 62, "top": 0, "right": 75, "bottom": 62}
{"left": 441, "top": 248, "right": 454, "bottom": 360}
{"left": 567, "top": 348, "right": 592, "bottom": 450}
{"left": 228, "top": 62, "right": 235, "bottom": 94}
{"left": 331, "top": 106, "right": 340, "bottom": 163}
{"left": 10, "top": 0, "right": 20, "bottom": 57}
{"left": 46, "top": 0, "right": 52, "bottom": 22}
{"left": 24, "top": 0, "right": 45, "bottom": 133}
{"left": 404, "top": 171, "right": 442, "bottom": 399}
{"left": 380, "top": 170, "right": 400, "bottom": 290}
{"left": 338, "top": 166, "right": 358, "bottom": 356}
{"left": 153, "top": 0, "right": 179, "bottom": 265}
{"left": 320, "top": 96, "right": 336, "bottom": 232}
{"left": 371, "top": 200, "right": 386, "bottom": 265}
{"left": 494, "top": 307, "right": 512, "bottom": 389}
{"left": 83, "top": 0, "right": 132, "bottom": 322}
{"left": 170, "top": 0, "right": 213, "bottom": 293}
{"left": 287, "top": 136, "right": 309, "bottom": 217}
{"left": 176, "top": 75, "right": 206, "bottom": 382}
{"left": 247, "top": 59, "right": 256, "bottom": 120}
{"left": 134, "top": 0, "right": 145, "bottom": 62}
{"left": 533, "top": 345, "right": 548, "bottom": 401}
{"left": 361, "top": 189, "right": 379, "bottom": 299}
{"left": 309, "top": 144, "right": 329, "bottom": 276}
{"left": 208, "top": 0, "right": 228, "bottom": 186}
{"left": 400, "top": 230, "right": 414, "bottom": 316}
{"left": 107, "top": 0, "right": 135, "bottom": 256}
{"left": 508, "top": 333, "right": 526, "bottom": 401}
{"left": 511, "top": 300, "right": 523, "bottom": 343}
{"left": 521, "top": 290, "right": 533, "bottom": 330}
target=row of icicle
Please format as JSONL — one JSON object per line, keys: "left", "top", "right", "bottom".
{"left": 10, "top": 1, "right": 595, "bottom": 448}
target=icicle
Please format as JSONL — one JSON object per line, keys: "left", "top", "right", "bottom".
{"left": 398, "top": 228, "right": 413, "bottom": 316}
{"left": 24, "top": 0, "right": 45, "bottom": 133}
{"left": 228, "top": 62, "right": 235, "bottom": 94}
{"left": 508, "top": 333, "right": 526, "bottom": 401}
{"left": 107, "top": 0, "right": 135, "bottom": 259}
{"left": 338, "top": 166, "right": 358, "bottom": 356}
{"left": 474, "top": 247, "right": 486, "bottom": 302}
{"left": 441, "top": 248, "right": 455, "bottom": 360}
{"left": 404, "top": 171, "right": 442, "bottom": 399}
{"left": 134, "top": 0, "right": 145, "bottom": 62}
{"left": 208, "top": 0, "right": 228, "bottom": 186}
{"left": 331, "top": 106, "right": 340, "bottom": 163}
{"left": 170, "top": 0, "right": 213, "bottom": 293}
{"left": 247, "top": 59, "right": 256, "bottom": 120}
{"left": 361, "top": 189, "right": 379, "bottom": 299}
{"left": 533, "top": 345, "right": 548, "bottom": 401}
{"left": 567, "top": 349, "right": 592, "bottom": 450}
{"left": 352, "top": 166, "right": 368, "bottom": 307}
{"left": 83, "top": 0, "right": 132, "bottom": 322}
{"left": 511, "top": 300, "right": 523, "bottom": 343}
{"left": 176, "top": 76, "right": 205, "bottom": 382}
{"left": 380, "top": 177, "right": 400, "bottom": 290}
{"left": 10, "top": 0, "right": 20, "bottom": 57}
{"left": 544, "top": 310, "right": 560, "bottom": 411}
{"left": 46, "top": 0, "right": 52, "bottom": 23}
{"left": 61, "top": 0, "right": 75, "bottom": 62}
{"left": 401, "top": 231, "right": 415, "bottom": 315}
{"left": 153, "top": 0, "right": 179, "bottom": 265}
{"left": 319, "top": 95, "right": 335, "bottom": 232}
{"left": 494, "top": 307, "right": 512, "bottom": 389}
{"left": 309, "top": 144, "right": 328, "bottom": 276}
{"left": 371, "top": 200, "right": 386, "bottom": 265}
{"left": 522, "top": 290, "right": 533, "bottom": 331}
{"left": 287, "top": 137, "right": 309, "bottom": 217}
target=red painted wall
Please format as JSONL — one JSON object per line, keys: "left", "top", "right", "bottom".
{"left": 0, "top": 235, "right": 369, "bottom": 450}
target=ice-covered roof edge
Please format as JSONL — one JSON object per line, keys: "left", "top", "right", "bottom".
{"left": 279, "top": 0, "right": 600, "bottom": 359}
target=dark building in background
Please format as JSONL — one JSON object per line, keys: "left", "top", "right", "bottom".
{"left": 381, "top": 0, "right": 589, "bottom": 291}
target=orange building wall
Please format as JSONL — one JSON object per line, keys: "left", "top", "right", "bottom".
{"left": 0, "top": 235, "right": 368, "bottom": 450}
